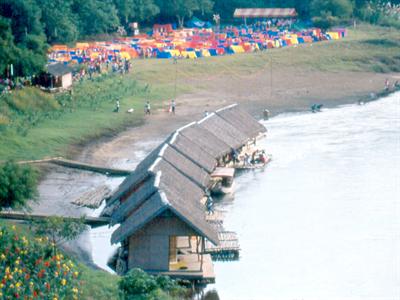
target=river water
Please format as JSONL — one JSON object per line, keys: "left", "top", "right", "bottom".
{"left": 207, "top": 92, "right": 400, "bottom": 300}
{"left": 90, "top": 92, "right": 400, "bottom": 299}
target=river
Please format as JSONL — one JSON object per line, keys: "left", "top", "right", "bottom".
{"left": 207, "top": 92, "right": 400, "bottom": 300}
{"left": 90, "top": 92, "right": 400, "bottom": 300}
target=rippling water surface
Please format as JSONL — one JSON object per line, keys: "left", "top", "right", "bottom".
{"left": 91, "top": 93, "right": 400, "bottom": 300}
{"left": 209, "top": 92, "right": 400, "bottom": 300}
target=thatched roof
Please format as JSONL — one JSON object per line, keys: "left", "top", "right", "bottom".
{"left": 47, "top": 63, "right": 72, "bottom": 76}
{"left": 197, "top": 113, "right": 249, "bottom": 149}
{"left": 110, "top": 175, "right": 158, "bottom": 225}
{"left": 178, "top": 123, "right": 231, "bottom": 158}
{"left": 215, "top": 104, "right": 266, "bottom": 137}
{"left": 107, "top": 144, "right": 164, "bottom": 206}
{"left": 159, "top": 144, "right": 210, "bottom": 188}
{"left": 167, "top": 131, "right": 217, "bottom": 173}
{"left": 111, "top": 168, "right": 219, "bottom": 245}
{"left": 106, "top": 104, "right": 266, "bottom": 248}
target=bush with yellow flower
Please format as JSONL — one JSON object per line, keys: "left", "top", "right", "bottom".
{"left": 0, "top": 225, "right": 81, "bottom": 299}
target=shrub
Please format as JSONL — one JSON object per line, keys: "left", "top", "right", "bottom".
{"left": 0, "top": 225, "right": 82, "bottom": 299}
{"left": 119, "top": 268, "right": 186, "bottom": 300}
{"left": 30, "top": 216, "right": 86, "bottom": 255}
{"left": 0, "top": 161, "right": 38, "bottom": 210}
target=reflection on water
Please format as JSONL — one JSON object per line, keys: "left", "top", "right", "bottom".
{"left": 209, "top": 92, "right": 400, "bottom": 300}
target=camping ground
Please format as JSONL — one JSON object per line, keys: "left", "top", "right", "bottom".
{"left": 0, "top": 24, "right": 399, "bottom": 163}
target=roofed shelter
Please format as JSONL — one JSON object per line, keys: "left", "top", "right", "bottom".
{"left": 37, "top": 63, "right": 73, "bottom": 91}
{"left": 234, "top": 8, "right": 297, "bottom": 25}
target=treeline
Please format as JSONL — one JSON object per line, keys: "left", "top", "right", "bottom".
{"left": 1, "top": 0, "right": 399, "bottom": 77}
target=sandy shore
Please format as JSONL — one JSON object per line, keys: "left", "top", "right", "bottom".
{"left": 84, "top": 68, "right": 396, "bottom": 167}
{"left": 32, "top": 67, "right": 398, "bottom": 267}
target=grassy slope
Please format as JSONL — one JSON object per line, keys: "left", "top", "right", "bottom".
{"left": 0, "top": 24, "right": 399, "bottom": 161}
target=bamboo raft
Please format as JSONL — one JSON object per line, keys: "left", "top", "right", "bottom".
{"left": 72, "top": 185, "right": 111, "bottom": 209}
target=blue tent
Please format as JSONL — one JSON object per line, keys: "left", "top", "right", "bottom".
{"left": 186, "top": 17, "right": 212, "bottom": 29}
{"left": 209, "top": 49, "right": 218, "bottom": 56}
{"left": 157, "top": 51, "right": 172, "bottom": 59}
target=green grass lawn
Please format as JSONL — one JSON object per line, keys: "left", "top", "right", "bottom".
{"left": 0, "top": 24, "right": 399, "bottom": 161}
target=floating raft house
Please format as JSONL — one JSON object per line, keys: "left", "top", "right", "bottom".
{"left": 103, "top": 104, "right": 266, "bottom": 281}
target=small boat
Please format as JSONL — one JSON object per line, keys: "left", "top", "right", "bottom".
{"left": 210, "top": 167, "right": 235, "bottom": 195}
{"left": 234, "top": 155, "right": 272, "bottom": 170}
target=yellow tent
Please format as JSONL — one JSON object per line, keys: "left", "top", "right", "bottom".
{"left": 168, "top": 49, "right": 181, "bottom": 57}
{"left": 181, "top": 51, "right": 197, "bottom": 59}
{"left": 76, "top": 42, "right": 89, "bottom": 49}
{"left": 230, "top": 45, "right": 245, "bottom": 53}
{"left": 327, "top": 32, "right": 340, "bottom": 40}
{"left": 120, "top": 52, "right": 131, "bottom": 59}
{"left": 201, "top": 49, "right": 211, "bottom": 57}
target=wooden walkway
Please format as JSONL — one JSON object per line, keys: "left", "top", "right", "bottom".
{"left": 0, "top": 212, "right": 110, "bottom": 228}
{"left": 15, "top": 157, "right": 131, "bottom": 176}
{"left": 204, "top": 231, "right": 240, "bottom": 261}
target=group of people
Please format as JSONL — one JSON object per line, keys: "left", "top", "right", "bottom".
{"left": 243, "top": 150, "right": 268, "bottom": 166}
{"left": 113, "top": 99, "right": 176, "bottom": 115}
{"left": 74, "top": 57, "right": 132, "bottom": 82}
{"left": 385, "top": 78, "right": 399, "bottom": 91}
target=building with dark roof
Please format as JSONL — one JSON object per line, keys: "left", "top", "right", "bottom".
{"left": 105, "top": 104, "right": 266, "bottom": 282}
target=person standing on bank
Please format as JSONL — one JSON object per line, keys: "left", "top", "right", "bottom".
{"left": 145, "top": 101, "right": 151, "bottom": 115}
{"left": 115, "top": 99, "right": 120, "bottom": 112}
{"left": 171, "top": 100, "right": 176, "bottom": 114}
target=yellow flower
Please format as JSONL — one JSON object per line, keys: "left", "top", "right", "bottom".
{"left": 0, "top": 253, "right": 5, "bottom": 260}
{"left": 0, "top": 283, "right": 4, "bottom": 288}
{"left": 9, "top": 284, "right": 14, "bottom": 289}
{"left": 11, "top": 225, "right": 16, "bottom": 230}
{"left": 73, "top": 271, "right": 79, "bottom": 277}
{"left": 53, "top": 297, "right": 58, "bottom": 300}
{"left": 16, "top": 282, "right": 22, "bottom": 288}
{"left": 72, "top": 287, "right": 79, "bottom": 293}
{"left": 61, "top": 279, "right": 67, "bottom": 286}
{"left": 29, "top": 281, "right": 34, "bottom": 286}
{"left": 5, "top": 267, "right": 10, "bottom": 274}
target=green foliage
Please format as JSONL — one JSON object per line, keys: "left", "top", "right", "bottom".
{"left": 36, "top": 0, "right": 79, "bottom": 43}
{"left": 119, "top": 268, "right": 186, "bottom": 300}
{"left": 0, "top": 161, "right": 38, "bottom": 210}
{"left": 311, "top": 0, "right": 354, "bottom": 29}
{"left": 161, "top": 0, "right": 200, "bottom": 28}
{"left": 72, "top": 0, "right": 120, "bottom": 36}
{"left": 30, "top": 216, "right": 86, "bottom": 253}
{"left": 0, "top": 0, "right": 47, "bottom": 76}
{"left": 0, "top": 225, "right": 82, "bottom": 299}
{"left": 114, "top": 0, "right": 160, "bottom": 26}
{"left": 356, "top": 1, "right": 400, "bottom": 29}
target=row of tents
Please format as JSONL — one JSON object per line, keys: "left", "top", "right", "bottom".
{"left": 48, "top": 26, "right": 347, "bottom": 63}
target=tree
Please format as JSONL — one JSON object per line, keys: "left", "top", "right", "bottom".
{"left": 311, "top": 0, "right": 354, "bottom": 29}
{"left": 36, "top": 0, "right": 79, "bottom": 43}
{"left": 197, "top": 0, "right": 214, "bottom": 16}
{"left": 164, "top": 0, "right": 199, "bottom": 28}
{"left": 115, "top": 0, "right": 160, "bottom": 26}
{"left": 0, "top": 0, "right": 47, "bottom": 76}
{"left": 30, "top": 216, "right": 86, "bottom": 254}
{"left": 0, "top": 17, "right": 17, "bottom": 76}
{"left": 0, "top": 161, "right": 38, "bottom": 210}
{"left": 72, "top": 0, "right": 120, "bottom": 36}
